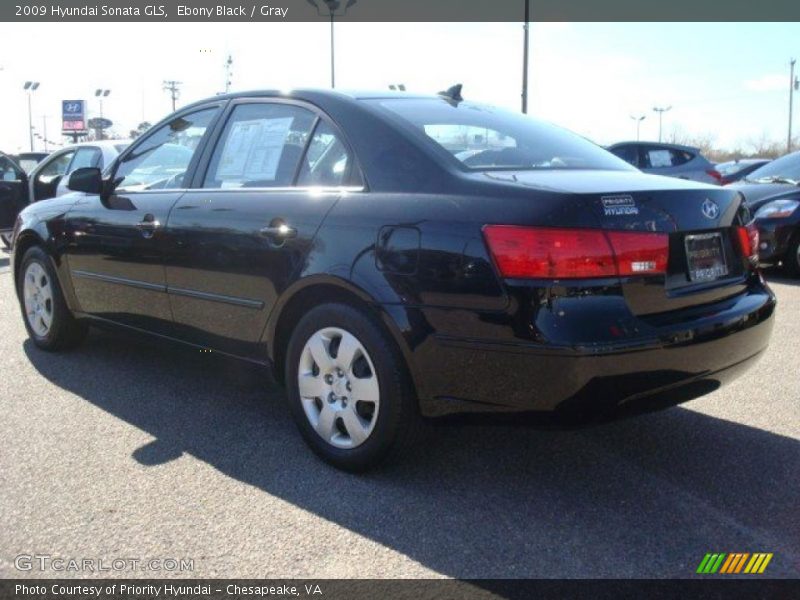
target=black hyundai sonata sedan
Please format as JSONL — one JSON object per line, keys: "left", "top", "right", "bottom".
{"left": 9, "top": 89, "right": 775, "bottom": 470}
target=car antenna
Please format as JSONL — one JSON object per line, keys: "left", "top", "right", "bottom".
{"left": 438, "top": 84, "right": 464, "bottom": 105}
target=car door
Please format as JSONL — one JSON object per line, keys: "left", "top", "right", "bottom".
{"left": 0, "top": 154, "right": 28, "bottom": 233}
{"left": 63, "top": 106, "right": 221, "bottom": 333}
{"left": 162, "top": 99, "right": 361, "bottom": 358}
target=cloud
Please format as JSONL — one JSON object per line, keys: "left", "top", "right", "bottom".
{"left": 744, "top": 74, "right": 787, "bottom": 92}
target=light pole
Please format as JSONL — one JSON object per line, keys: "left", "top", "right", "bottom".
{"left": 521, "top": 0, "right": 530, "bottom": 113}
{"left": 224, "top": 54, "right": 233, "bottom": 93}
{"left": 23, "top": 81, "right": 40, "bottom": 152}
{"left": 307, "top": 0, "right": 357, "bottom": 89}
{"left": 789, "top": 58, "right": 798, "bottom": 153}
{"left": 630, "top": 114, "right": 646, "bottom": 141}
{"left": 95, "top": 89, "right": 111, "bottom": 140}
{"left": 42, "top": 115, "right": 48, "bottom": 152}
{"left": 653, "top": 106, "right": 672, "bottom": 143}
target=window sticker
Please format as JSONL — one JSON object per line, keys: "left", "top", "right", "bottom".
{"left": 216, "top": 117, "right": 294, "bottom": 183}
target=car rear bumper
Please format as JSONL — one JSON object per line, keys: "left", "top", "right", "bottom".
{"left": 407, "top": 283, "right": 776, "bottom": 419}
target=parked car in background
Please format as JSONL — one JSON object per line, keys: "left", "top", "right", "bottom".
{"left": 0, "top": 152, "right": 28, "bottom": 248}
{"left": 751, "top": 192, "right": 800, "bottom": 275}
{"left": 7, "top": 90, "right": 774, "bottom": 470}
{"left": 729, "top": 150, "right": 800, "bottom": 206}
{"left": 607, "top": 141, "right": 722, "bottom": 185}
{"left": 729, "top": 152, "right": 800, "bottom": 275}
{"left": 26, "top": 140, "right": 130, "bottom": 204}
{"left": 716, "top": 158, "right": 771, "bottom": 185}
{"left": 12, "top": 152, "right": 49, "bottom": 174}
{"left": 0, "top": 140, "right": 129, "bottom": 248}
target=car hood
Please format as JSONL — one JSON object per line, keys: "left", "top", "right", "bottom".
{"left": 476, "top": 169, "right": 718, "bottom": 194}
{"left": 20, "top": 192, "right": 85, "bottom": 220}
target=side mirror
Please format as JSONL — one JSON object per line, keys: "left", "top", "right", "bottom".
{"left": 67, "top": 167, "right": 104, "bottom": 195}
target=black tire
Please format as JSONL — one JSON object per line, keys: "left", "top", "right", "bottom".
{"left": 782, "top": 233, "right": 800, "bottom": 277}
{"left": 284, "top": 302, "right": 423, "bottom": 471}
{"left": 17, "top": 246, "right": 88, "bottom": 351}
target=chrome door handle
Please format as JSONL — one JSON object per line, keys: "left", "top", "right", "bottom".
{"left": 136, "top": 214, "right": 160, "bottom": 238}
{"left": 259, "top": 224, "right": 297, "bottom": 239}
{"left": 135, "top": 220, "right": 160, "bottom": 230}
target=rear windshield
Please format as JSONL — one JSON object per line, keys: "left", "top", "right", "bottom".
{"left": 366, "top": 98, "right": 634, "bottom": 172}
{"left": 747, "top": 153, "right": 800, "bottom": 181}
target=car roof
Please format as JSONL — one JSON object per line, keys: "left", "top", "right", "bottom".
{"left": 56, "top": 139, "right": 132, "bottom": 152}
{"left": 177, "top": 88, "right": 446, "bottom": 113}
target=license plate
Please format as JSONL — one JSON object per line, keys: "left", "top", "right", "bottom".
{"left": 685, "top": 232, "right": 728, "bottom": 282}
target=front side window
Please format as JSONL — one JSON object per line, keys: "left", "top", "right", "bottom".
{"left": 204, "top": 103, "right": 316, "bottom": 189}
{"left": 114, "top": 108, "right": 217, "bottom": 192}
{"left": 38, "top": 151, "right": 75, "bottom": 181}
{"left": 368, "top": 98, "right": 633, "bottom": 171}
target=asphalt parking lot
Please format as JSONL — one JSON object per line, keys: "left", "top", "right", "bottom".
{"left": 0, "top": 249, "right": 797, "bottom": 579}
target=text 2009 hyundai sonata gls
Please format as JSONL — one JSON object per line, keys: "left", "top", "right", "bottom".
{"left": 9, "top": 89, "right": 775, "bottom": 470}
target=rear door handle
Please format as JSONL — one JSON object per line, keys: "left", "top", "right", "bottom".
{"left": 259, "top": 224, "right": 297, "bottom": 239}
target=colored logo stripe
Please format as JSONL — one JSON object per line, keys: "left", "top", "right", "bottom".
{"left": 698, "top": 552, "right": 773, "bottom": 574}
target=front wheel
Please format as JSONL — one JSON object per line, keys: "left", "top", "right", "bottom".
{"left": 285, "top": 303, "right": 422, "bottom": 471}
{"left": 18, "top": 246, "right": 88, "bottom": 351}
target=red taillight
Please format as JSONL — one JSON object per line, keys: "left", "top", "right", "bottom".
{"left": 706, "top": 169, "right": 723, "bottom": 184}
{"left": 736, "top": 223, "right": 759, "bottom": 263}
{"left": 606, "top": 231, "right": 669, "bottom": 276}
{"left": 483, "top": 226, "right": 668, "bottom": 279}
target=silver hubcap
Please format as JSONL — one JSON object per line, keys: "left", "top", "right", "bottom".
{"left": 23, "top": 261, "right": 54, "bottom": 337}
{"left": 298, "top": 327, "right": 380, "bottom": 449}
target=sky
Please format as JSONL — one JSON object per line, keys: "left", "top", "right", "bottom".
{"left": 0, "top": 22, "right": 797, "bottom": 153}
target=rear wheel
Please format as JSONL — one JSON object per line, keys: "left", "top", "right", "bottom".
{"left": 285, "top": 303, "right": 422, "bottom": 471}
{"left": 783, "top": 233, "right": 800, "bottom": 277}
{"left": 18, "top": 246, "right": 88, "bottom": 351}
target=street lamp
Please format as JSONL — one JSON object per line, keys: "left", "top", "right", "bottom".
{"left": 95, "top": 89, "right": 111, "bottom": 140}
{"left": 306, "top": 0, "right": 358, "bottom": 89}
{"left": 630, "top": 114, "right": 646, "bottom": 141}
{"left": 24, "top": 81, "right": 40, "bottom": 152}
{"left": 653, "top": 105, "right": 672, "bottom": 143}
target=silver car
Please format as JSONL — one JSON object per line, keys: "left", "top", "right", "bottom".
{"left": 608, "top": 141, "right": 721, "bottom": 185}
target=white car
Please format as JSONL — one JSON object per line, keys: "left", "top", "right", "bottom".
{"left": 27, "top": 139, "right": 131, "bottom": 203}
{"left": 0, "top": 140, "right": 130, "bottom": 248}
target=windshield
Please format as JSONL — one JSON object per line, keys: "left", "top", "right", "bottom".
{"left": 367, "top": 98, "right": 634, "bottom": 171}
{"left": 746, "top": 152, "right": 800, "bottom": 181}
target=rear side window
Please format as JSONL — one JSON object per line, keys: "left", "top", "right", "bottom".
{"left": 296, "top": 121, "right": 351, "bottom": 187}
{"left": 643, "top": 147, "right": 693, "bottom": 168}
{"left": 204, "top": 103, "right": 316, "bottom": 189}
{"left": 67, "top": 147, "right": 101, "bottom": 173}
{"left": 610, "top": 145, "right": 639, "bottom": 166}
